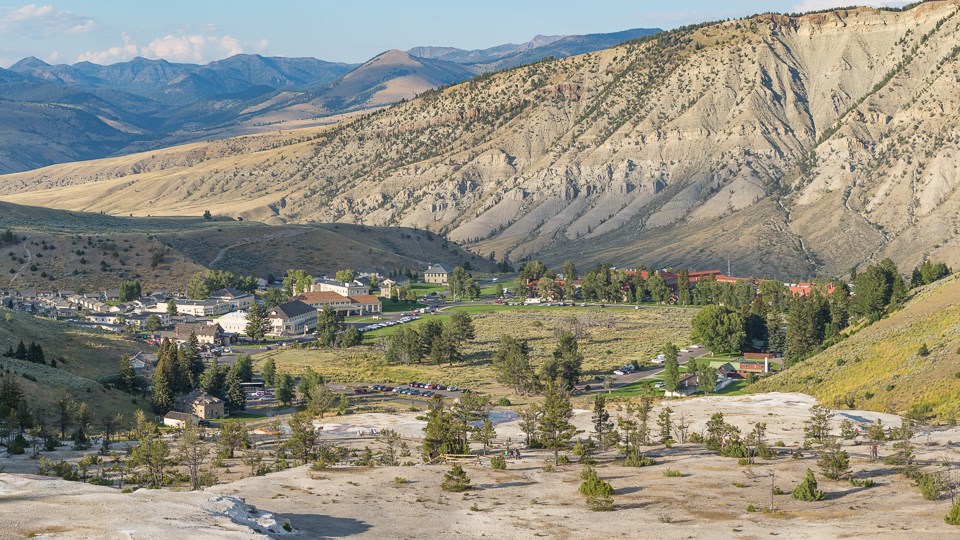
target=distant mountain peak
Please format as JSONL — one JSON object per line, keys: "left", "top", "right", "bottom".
{"left": 10, "top": 56, "right": 51, "bottom": 70}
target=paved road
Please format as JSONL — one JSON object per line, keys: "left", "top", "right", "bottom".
{"left": 577, "top": 347, "right": 711, "bottom": 394}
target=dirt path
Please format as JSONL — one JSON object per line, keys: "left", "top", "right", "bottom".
{"left": 208, "top": 228, "right": 309, "bottom": 267}
{"left": 7, "top": 236, "right": 31, "bottom": 287}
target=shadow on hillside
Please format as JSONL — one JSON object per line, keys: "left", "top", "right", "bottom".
{"left": 275, "top": 514, "right": 371, "bottom": 538}
{"left": 473, "top": 480, "right": 536, "bottom": 490}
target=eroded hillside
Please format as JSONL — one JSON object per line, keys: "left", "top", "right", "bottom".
{"left": 4, "top": 3, "right": 960, "bottom": 277}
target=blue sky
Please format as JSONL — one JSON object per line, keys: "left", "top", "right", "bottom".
{"left": 0, "top": 1, "right": 910, "bottom": 67}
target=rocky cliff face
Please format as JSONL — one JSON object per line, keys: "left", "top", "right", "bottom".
{"left": 4, "top": 2, "right": 960, "bottom": 278}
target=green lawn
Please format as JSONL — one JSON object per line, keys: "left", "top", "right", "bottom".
{"left": 411, "top": 283, "right": 448, "bottom": 295}
{"left": 381, "top": 299, "right": 425, "bottom": 313}
{"left": 606, "top": 379, "right": 666, "bottom": 398}
{"left": 713, "top": 380, "right": 748, "bottom": 396}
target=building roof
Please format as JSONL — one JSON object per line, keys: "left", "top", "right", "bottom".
{"left": 425, "top": 263, "right": 453, "bottom": 274}
{"left": 210, "top": 288, "right": 250, "bottom": 299}
{"left": 271, "top": 300, "right": 317, "bottom": 319}
{"left": 348, "top": 294, "right": 382, "bottom": 305}
{"left": 296, "top": 291, "right": 350, "bottom": 304}
{"left": 175, "top": 322, "right": 223, "bottom": 337}
{"left": 163, "top": 411, "right": 196, "bottom": 422}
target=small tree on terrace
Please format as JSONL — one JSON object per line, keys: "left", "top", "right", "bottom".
{"left": 335, "top": 269, "right": 354, "bottom": 283}
{"left": 540, "top": 378, "right": 580, "bottom": 465}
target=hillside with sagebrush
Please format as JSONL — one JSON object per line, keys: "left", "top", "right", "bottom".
{"left": 4, "top": 3, "right": 960, "bottom": 277}
{"left": 0, "top": 201, "right": 494, "bottom": 291}
{"left": 752, "top": 272, "right": 960, "bottom": 420}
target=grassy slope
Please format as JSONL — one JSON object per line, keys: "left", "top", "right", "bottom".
{"left": 751, "top": 273, "right": 960, "bottom": 420}
{"left": 0, "top": 308, "right": 150, "bottom": 418}
{"left": 0, "top": 202, "right": 495, "bottom": 291}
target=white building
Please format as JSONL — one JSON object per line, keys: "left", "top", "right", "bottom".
{"left": 313, "top": 278, "right": 369, "bottom": 297}
{"left": 218, "top": 310, "right": 250, "bottom": 334}
{"left": 174, "top": 299, "right": 231, "bottom": 317}
{"left": 268, "top": 301, "right": 317, "bottom": 336}
{"left": 209, "top": 288, "right": 255, "bottom": 311}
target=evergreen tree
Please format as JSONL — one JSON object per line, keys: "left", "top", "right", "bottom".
{"left": 421, "top": 398, "right": 461, "bottom": 459}
{"left": 119, "top": 354, "right": 136, "bottom": 391}
{"left": 244, "top": 302, "right": 270, "bottom": 342}
{"left": 316, "top": 306, "right": 344, "bottom": 347}
{"left": 786, "top": 293, "right": 829, "bottom": 364}
{"left": 676, "top": 269, "right": 691, "bottom": 305}
{"left": 224, "top": 366, "right": 246, "bottom": 413}
{"left": 440, "top": 464, "right": 471, "bottom": 492}
{"left": 792, "top": 468, "right": 825, "bottom": 501}
{"left": 151, "top": 367, "right": 174, "bottom": 414}
{"left": 166, "top": 299, "right": 178, "bottom": 316}
{"left": 542, "top": 331, "right": 583, "bottom": 389}
{"left": 657, "top": 407, "right": 674, "bottom": 445}
{"left": 339, "top": 324, "right": 362, "bottom": 348}
{"left": 492, "top": 335, "right": 538, "bottom": 395}
{"left": 592, "top": 396, "right": 613, "bottom": 449}
{"left": 540, "top": 378, "right": 580, "bottom": 465}
{"left": 766, "top": 311, "right": 786, "bottom": 353}
{"left": 447, "top": 311, "right": 476, "bottom": 344}
{"left": 260, "top": 358, "right": 276, "bottom": 386}
{"left": 14, "top": 340, "right": 26, "bottom": 360}
{"left": 662, "top": 342, "right": 680, "bottom": 392}
{"left": 275, "top": 372, "right": 295, "bottom": 405}
{"left": 233, "top": 354, "right": 254, "bottom": 382}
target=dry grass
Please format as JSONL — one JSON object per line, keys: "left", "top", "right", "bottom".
{"left": 258, "top": 305, "right": 696, "bottom": 396}
{"left": 753, "top": 273, "right": 960, "bottom": 420}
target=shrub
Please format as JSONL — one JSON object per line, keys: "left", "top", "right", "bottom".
{"left": 917, "top": 472, "right": 945, "bottom": 500}
{"left": 441, "top": 465, "right": 470, "bottom": 492}
{"left": 490, "top": 455, "right": 506, "bottom": 470}
{"left": 579, "top": 466, "right": 614, "bottom": 511}
{"left": 918, "top": 343, "right": 930, "bottom": 357}
{"left": 623, "top": 452, "right": 655, "bottom": 467}
{"left": 662, "top": 468, "right": 682, "bottom": 477}
{"left": 688, "top": 432, "right": 704, "bottom": 444}
{"left": 849, "top": 477, "right": 875, "bottom": 488}
{"left": 746, "top": 504, "right": 757, "bottom": 513}
{"left": 557, "top": 454, "right": 571, "bottom": 465}
{"left": 497, "top": 397, "right": 511, "bottom": 406}
{"left": 792, "top": 469, "right": 825, "bottom": 501}
{"left": 947, "top": 501, "right": 960, "bottom": 525}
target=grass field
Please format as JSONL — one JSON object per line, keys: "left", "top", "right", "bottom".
{"left": 257, "top": 304, "right": 696, "bottom": 398}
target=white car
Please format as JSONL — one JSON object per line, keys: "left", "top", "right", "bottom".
{"left": 614, "top": 369, "right": 626, "bottom": 375}
{"left": 651, "top": 358, "right": 665, "bottom": 365}
{"left": 680, "top": 348, "right": 690, "bottom": 353}
{"left": 690, "top": 345, "right": 701, "bottom": 349}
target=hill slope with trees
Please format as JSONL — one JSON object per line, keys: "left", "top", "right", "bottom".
{"left": 751, "top": 272, "right": 960, "bottom": 421}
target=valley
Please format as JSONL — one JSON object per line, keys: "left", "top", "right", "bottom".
{"left": 4, "top": 4, "right": 960, "bottom": 277}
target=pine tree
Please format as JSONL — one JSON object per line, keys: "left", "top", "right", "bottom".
{"left": 441, "top": 464, "right": 470, "bottom": 492}
{"left": 657, "top": 407, "right": 673, "bottom": 445}
{"left": 492, "top": 335, "right": 538, "bottom": 395}
{"left": 261, "top": 358, "right": 277, "bottom": 386}
{"left": 662, "top": 342, "right": 680, "bottom": 392}
{"left": 224, "top": 366, "right": 246, "bottom": 413}
{"left": 540, "top": 378, "right": 580, "bottom": 465}
{"left": 792, "top": 468, "right": 825, "bottom": 501}
{"left": 14, "top": 340, "right": 26, "bottom": 360}
{"left": 185, "top": 333, "right": 204, "bottom": 379}
{"left": 151, "top": 367, "right": 174, "bottom": 414}
{"left": 119, "top": 355, "right": 136, "bottom": 391}
{"left": 592, "top": 396, "right": 613, "bottom": 449}
{"left": 244, "top": 302, "right": 270, "bottom": 342}
{"left": 543, "top": 332, "right": 583, "bottom": 389}
{"left": 275, "top": 372, "right": 294, "bottom": 405}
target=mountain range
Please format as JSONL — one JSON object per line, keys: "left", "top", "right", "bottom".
{"left": 0, "top": 28, "right": 659, "bottom": 173}
{"left": 3, "top": 2, "right": 960, "bottom": 280}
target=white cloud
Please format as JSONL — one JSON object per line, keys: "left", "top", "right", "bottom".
{"left": 76, "top": 33, "right": 270, "bottom": 65}
{"left": 790, "top": 0, "right": 911, "bottom": 12}
{"left": 76, "top": 32, "right": 138, "bottom": 64}
{"left": 1, "top": 3, "right": 97, "bottom": 37}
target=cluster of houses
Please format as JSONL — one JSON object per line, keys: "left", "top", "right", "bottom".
{"left": 665, "top": 353, "right": 775, "bottom": 397}
{"left": 0, "top": 261, "right": 463, "bottom": 342}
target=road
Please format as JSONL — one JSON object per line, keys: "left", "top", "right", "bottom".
{"left": 577, "top": 347, "right": 711, "bottom": 394}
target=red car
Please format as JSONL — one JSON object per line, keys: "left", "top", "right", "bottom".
{"left": 353, "top": 387, "right": 369, "bottom": 394}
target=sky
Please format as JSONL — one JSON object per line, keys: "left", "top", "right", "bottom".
{"left": 0, "top": 1, "right": 912, "bottom": 67}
